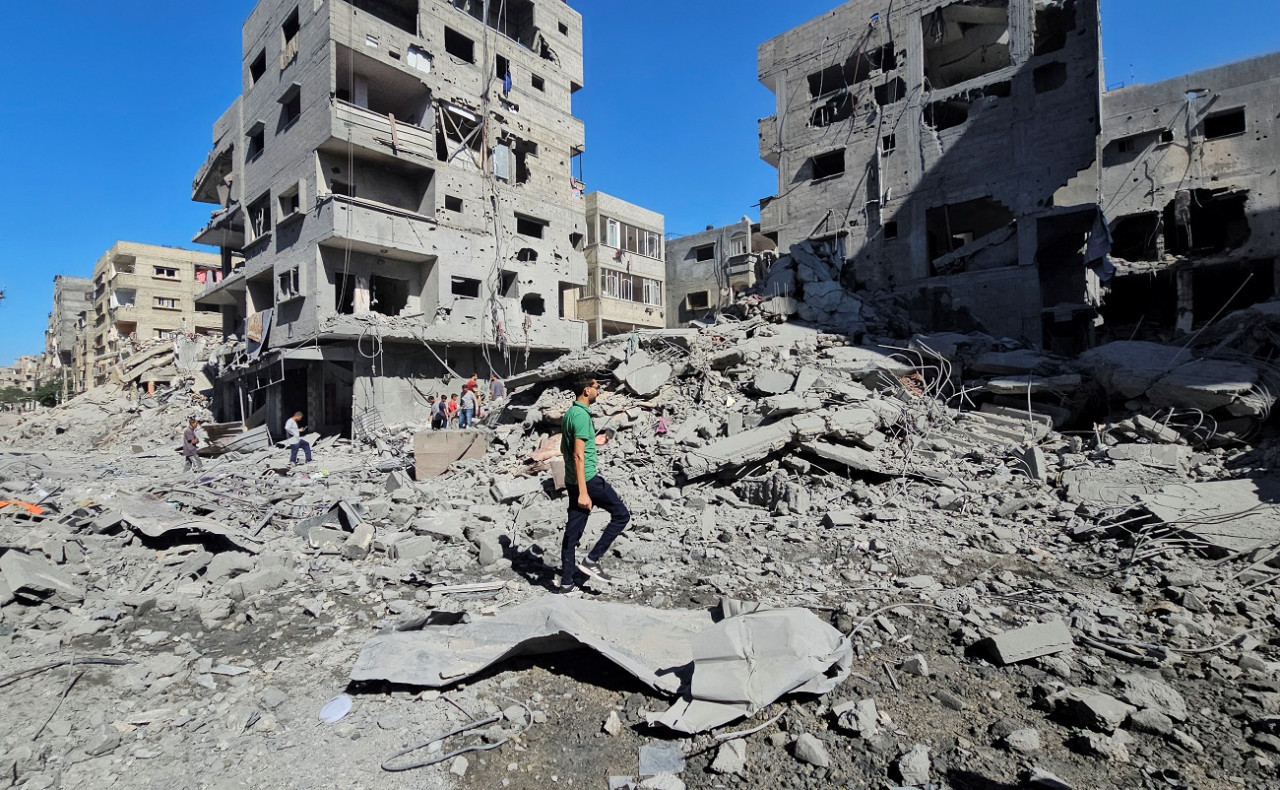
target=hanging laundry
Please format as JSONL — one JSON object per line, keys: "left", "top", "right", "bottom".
{"left": 503, "top": 68, "right": 513, "bottom": 95}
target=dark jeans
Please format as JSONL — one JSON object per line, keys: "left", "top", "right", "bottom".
{"left": 290, "top": 439, "right": 312, "bottom": 464}
{"left": 562, "top": 474, "right": 630, "bottom": 587}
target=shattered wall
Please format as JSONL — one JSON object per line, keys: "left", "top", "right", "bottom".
{"left": 191, "top": 0, "right": 591, "bottom": 432}
{"left": 757, "top": 0, "right": 1102, "bottom": 344}
{"left": 1097, "top": 52, "right": 1280, "bottom": 339}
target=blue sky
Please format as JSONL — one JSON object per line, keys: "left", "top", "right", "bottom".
{"left": 1, "top": 0, "right": 1277, "bottom": 364}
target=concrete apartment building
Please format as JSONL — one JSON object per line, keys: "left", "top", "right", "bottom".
{"left": 39, "top": 275, "right": 93, "bottom": 388}
{"left": 757, "top": 0, "right": 1104, "bottom": 350}
{"left": 0, "top": 356, "right": 40, "bottom": 394}
{"left": 1094, "top": 52, "right": 1280, "bottom": 341}
{"left": 77, "top": 242, "right": 223, "bottom": 389}
{"left": 191, "top": 0, "right": 590, "bottom": 437}
{"left": 665, "top": 219, "right": 778, "bottom": 327}
{"left": 572, "top": 192, "right": 665, "bottom": 342}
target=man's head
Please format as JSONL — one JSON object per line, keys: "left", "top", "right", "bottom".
{"left": 292, "top": 411, "right": 303, "bottom": 421}
{"left": 490, "top": 374, "right": 498, "bottom": 381}
{"left": 572, "top": 377, "right": 600, "bottom": 405}
{"left": 449, "top": 393, "right": 457, "bottom": 400}
{"left": 428, "top": 396, "right": 436, "bottom": 403}
{"left": 188, "top": 418, "right": 198, "bottom": 427}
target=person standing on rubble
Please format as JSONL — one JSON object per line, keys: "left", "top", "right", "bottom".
{"left": 181, "top": 418, "right": 203, "bottom": 473}
{"left": 446, "top": 393, "right": 459, "bottom": 428}
{"left": 490, "top": 374, "right": 506, "bottom": 402}
{"left": 429, "top": 396, "right": 446, "bottom": 430}
{"left": 286, "top": 411, "right": 312, "bottom": 465}
{"left": 559, "top": 376, "right": 630, "bottom": 595}
{"left": 459, "top": 386, "right": 478, "bottom": 429}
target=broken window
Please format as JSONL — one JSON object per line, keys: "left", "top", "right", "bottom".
{"left": 686, "top": 291, "right": 710, "bottom": 310}
{"left": 570, "top": 232, "right": 585, "bottom": 252}
{"left": 451, "top": 0, "right": 537, "bottom": 48}
{"left": 407, "top": 45, "right": 432, "bottom": 74}
{"left": 694, "top": 244, "right": 715, "bottom": 262}
{"left": 1104, "top": 129, "right": 1164, "bottom": 166}
{"left": 1033, "top": 62, "right": 1068, "bottom": 93}
{"left": 884, "top": 221, "right": 899, "bottom": 240}
{"left": 810, "top": 91, "right": 854, "bottom": 128}
{"left": 370, "top": 275, "right": 409, "bottom": 316}
{"left": 1034, "top": 0, "right": 1077, "bottom": 56}
{"left": 514, "top": 138, "right": 537, "bottom": 183}
{"left": 924, "top": 196, "right": 1014, "bottom": 265}
{"left": 806, "top": 43, "right": 897, "bottom": 97}
{"left": 558, "top": 21, "right": 568, "bottom": 35}
{"left": 451, "top": 276, "right": 481, "bottom": 298}
{"left": 881, "top": 134, "right": 897, "bottom": 155}
{"left": 278, "top": 183, "right": 301, "bottom": 218}
{"left": 280, "top": 7, "right": 300, "bottom": 70}
{"left": 248, "top": 193, "right": 273, "bottom": 240}
{"left": 249, "top": 50, "right": 267, "bottom": 86}
{"left": 153, "top": 267, "right": 178, "bottom": 279}
{"left": 278, "top": 267, "right": 300, "bottom": 299}
{"left": 521, "top": 293, "right": 545, "bottom": 316}
{"left": 344, "top": 0, "right": 416, "bottom": 34}
{"left": 318, "top": 150, "right": 435, "bottom": 215}
{"left": 531, "top": 74, "right": 545, "bottom": 91}
{"left": 435, "top": 103, "right": 483, "bottom": 163}
{"left": 444, "top": 195, "right": 463, "bottom": 212}
{"left": 1163, "top": 188, "right": 1250, "bottom": 255}
{"left": 279, "top": 83, "right": 302, "bottom": 129}
{"left": 336, "top": 45, "right": 432, "bottom": 126}
{"left": 1110, "top": 212, "right": 1162, "bottom": 261}
{"left": 922, "top": 0, "right": 1012, "bottom": 90}
{"left": 444, "top": 27, "right": 475, "bottom": 63}
{"left": 923, "top": 81, "right": 1009, "bottom": 130}
{"left": 1203, "top": 108, "right": 1246, "bottom": 140}
{"left": 516, "top": 248, "right": 538, "bottom": 262}
{"left": 808, "top": 149, "right": 845, "bottom": 180}
{"left": 246, "top": 124, "right": 266, "bottom": 162}
{"left": 515, "top": 214, "right": 546, "bottom": 238}
{"left": 499, "top": 271, "right": 518, "bottom": 298}
{"left": 335, "top": 272, "right": 356, "bottom": 314}
{"left": 874, "top": 77, "right": 907, "bottom": 106}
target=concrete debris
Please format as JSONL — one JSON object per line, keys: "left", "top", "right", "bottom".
{"left": 7, "top": 297, "right": 1280, "bottom": 789}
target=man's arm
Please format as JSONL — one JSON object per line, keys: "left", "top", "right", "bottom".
{"left": 574, "top": 437, "right": 591, "bottom": 510}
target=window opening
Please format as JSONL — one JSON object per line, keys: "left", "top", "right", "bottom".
{"left": 278, "top": 183, "right": 301, "bottom": 217}
{"left": 687, "top": 291, "right": 710, "bottom": 310}
{"left": 444, "top": 195, "right": 463, "bottom": 212}
{"left": 335, "top": 272, "right": 356, "bottom": 314}
{"left": 1033, "top": 0, "right": 1077, "bottom": 56}
{"left": 516, "top": 214, "right": 546, "bottom": 238}
{"left": 881, "top": 134, "right": 897, "bottom": 155}
{"left": 249, "top": 50, "right": 267, "bottom": 85}
{"left": 521, "top": 293, "right": 545, "bottom": 316}
{"left": 279, "top": 268, "right": 300, "bottom": 298}
{"left": 248, "top": 193, "right": 273, "bottom": 240}
{"left": 922, "top": 0, "right": 1012, "bottom": 90}
{"left": 451, "top": 276, "right": 481, "bottom": 298}
{"left": 874, "top": 77, "right": 907, "bottom": 106}
{"left": 1033, "top": 62, "right": 1068, "bottom": 93}
{"left": 281, "top": 8, "right": 300, "bottom": 70}
{"left": 247, "top": 124, "right": 266, "bottom": 161}
{"left": 444, "top": 27, "right": 475, "bottom": 63}
{"left": 694, "top": 244, "right": 715, "bottom": 262}
{"left": 1203, "top": 108, "right": 1246, "bottom": 140}
{"left": 370, "top": 275, "right": 409, "bottom": 315}
{"left": 808, "top": 149, "right": 845, "bottom": 180}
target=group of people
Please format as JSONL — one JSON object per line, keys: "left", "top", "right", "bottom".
{"left": 179, "top": 372, "right": 631, "bottom": 598}
{"left": 428, "top": 374, "right": 505, "bottom": 431}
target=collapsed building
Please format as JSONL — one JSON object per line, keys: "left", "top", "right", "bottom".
{"left": 190, "top": 0, "right": 591, "bottom": 437}
{"left": 37, "top": 276, "right": 93, "bottom": 395}
{"left": 1096, "top": 52, "right": 1280, "bottom": 342}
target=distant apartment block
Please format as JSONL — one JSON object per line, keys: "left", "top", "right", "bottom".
{"left": 0, "top": 356, "right": 41, "bottom": 394}
{"left": 570, "top": 192, "right": 665, "bottom": 342}
{"left": 665, "top": 219, "right": 777, "bottom": 327}
{"left": 39, "top": 275, "right": 93, "bottom": 387}
{"left": 77, "top": 242, "right": 223, "bottom": 389}
{"left": 191, "top": 0, "right": 590, "bottom": 436}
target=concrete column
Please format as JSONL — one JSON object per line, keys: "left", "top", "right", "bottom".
{"left": 1175, "top": 269, "right": 1194, "bottom": 335}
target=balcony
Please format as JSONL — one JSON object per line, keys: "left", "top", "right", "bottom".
{"left": 193, "top": 203, "right": 245, "bottom": 249}
{"left": 758, "top": 116, "right": 780, "bottom": 167}
{"left": 315, "top": 195, "right": 437, "bottom": 260}
{"left": 332, "top": 98, "right": 434, "bottom": 162}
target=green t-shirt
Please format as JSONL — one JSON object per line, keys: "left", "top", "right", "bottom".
{"left": 561, "top": 401, "right": 597, "bottom": 486}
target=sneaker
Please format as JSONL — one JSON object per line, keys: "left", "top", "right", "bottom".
{"left": 577, "top": 558, "right": 612, "bottom": 583}
{"left": 559, "top": 585, "right": 583, "bottom": 598}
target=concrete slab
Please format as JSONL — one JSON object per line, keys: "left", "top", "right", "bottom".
{"left": 979, "top": 618, "right": 1073, "bottom": 665}
{"left": 0, "top": 550, "right": 85, "bottom": 607}
{"left": 414, "top": 431, "right": 489, "bottom": 478}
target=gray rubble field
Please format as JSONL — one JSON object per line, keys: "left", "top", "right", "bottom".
{"left": 3, "top": 308, "right": 1280, "bottom": 790}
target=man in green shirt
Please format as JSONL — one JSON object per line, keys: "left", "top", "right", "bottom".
{"left": 559, "top": 376, "right": 630, "bottom": 595}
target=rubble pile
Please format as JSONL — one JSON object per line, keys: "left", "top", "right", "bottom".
{"left": 2, "top": 304, "right": 1280, "bottom": 790}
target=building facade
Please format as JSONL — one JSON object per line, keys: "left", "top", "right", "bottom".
{"left": 39, "top": 275, "right": 93, "bottom": 392}
{"left": 77, "top": 242, "right": 223, "bottom": 389}
{"left": 757, "top": 0, "right": 1104, "bottom": 351}
{"left": 0, "top": 356, "right": 41, "bottom": 394}
{"left": 573, "top": 192, "right": 665, "bottom": 342}
{"left": 1095, "top": 52, "right": 1280, "bottom": 341}
{"left": 192, "top": 0, "right": 590, "bottom": 437}
{"left": 665, "top": 219, "right": 777, "bottom": 327}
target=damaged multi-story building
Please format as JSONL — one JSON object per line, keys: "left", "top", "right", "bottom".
{"left": 665, "top": 219, "right": 778, "bottom": 327}
{"left": 38, "top": 275, "right": 93, "bottom": 392}
{"left": 757, "top": 0, "right": 1106, "bottom": 350}
{"left": 77, "top": 243, "right": 224, "bottom": 390}
{"left": 1095, "top": 52, "right": 1280, "bottom": 341}
{"left": 191, "top": 0, "right": 589, "bottom": 437}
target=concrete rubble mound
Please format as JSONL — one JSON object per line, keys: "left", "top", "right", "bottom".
{"left": 4, "top": 301, "right": 1280, "bottom": 788}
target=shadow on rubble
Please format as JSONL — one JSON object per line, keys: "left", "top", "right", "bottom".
{"left": 944, "top": 770, "right": 1021, "bottom": 790}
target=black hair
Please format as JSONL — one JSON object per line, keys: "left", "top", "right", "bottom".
{"left": 571, "top": 376, "right": 597, "bottom": 397}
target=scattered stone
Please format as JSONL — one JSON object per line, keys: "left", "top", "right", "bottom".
{"left": 979, "top": 618, "right": 1073, "bottom": 665}
{"left": 895, "top": 744, "right": 931, "bottom": 785}
{"left": 792, "top": 733, "right": 830, "bottom": 768}
{"left": 710, "top": 740, "right": 746, "bottom": 775}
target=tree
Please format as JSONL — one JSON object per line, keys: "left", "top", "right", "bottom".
{"left": 0, "top": 386, "right": 25, "bottom": 405}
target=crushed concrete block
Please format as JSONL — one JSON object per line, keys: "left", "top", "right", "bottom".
{"left": 624, "top": 362, "right": 674, "bottom": 398}
{"left": 1105, "top": 444, "right": 1190, "bottom": 471}
{"left": 752, "top": 370, "right": 795, "bottom": 396}
{"left": 804, "top": 440, "right": 883, "bottom": 474}
{"left": 0, "top": 550, "right": 85, "bottom": 606}
{"left": 205, "top": 553, "right": 255, "bottom": 582}
{"left": 475, "top": 529, "right": 505, "bottom": 567}
{"left": 1049, "top": 688, "right": 1136, "bottom": 733}
{"left": 224, "top": 567, "right": 296, "bottom": 601}
{"left": 414, "top": 431, "right": 488, "bottom": 479}
{"left": 1130, "top": 415, "right": 1182, "bottom": 444}
{"left": 411, "top": 517, "right": 465, "bottom": 543}
{"left": 1116, "top": 672, "right": 1188, "bottom": 722}
{"left": 343, "top": 523, "right": 375, "bottom": 560}
{"left": 792, "top": 733, "right": 829, "bottom": 768}
{"left": 895, "top": 744, "right": 931, "bottom": 785}
{"left": 680, "top": 422, "right": 793, "bottom": 478}
{"left": 761, "top": 394, "right": 818, "bottom": 416}
{"left": 639, "top": 743, "right": 685, "bottom": 776}
{"left": 491, "top": 476, "right": 542, "bottom": 504}
{"left": 823, "top": 509, "right": 859, "bottom": 527}
{"left": 1011, "top": 446, "right": 1047, "bottom": 481}
{"left": 834, "top": 698, "right": 878, "bottom": 736}
{"left": 387, "top": 535, "right": 439, "bottom": 561}
{"left": 710, "top": 739, "right": 746, "bottom": 775}
{"left": 979, "top": 618, "right": 1073, "bottom": 665}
